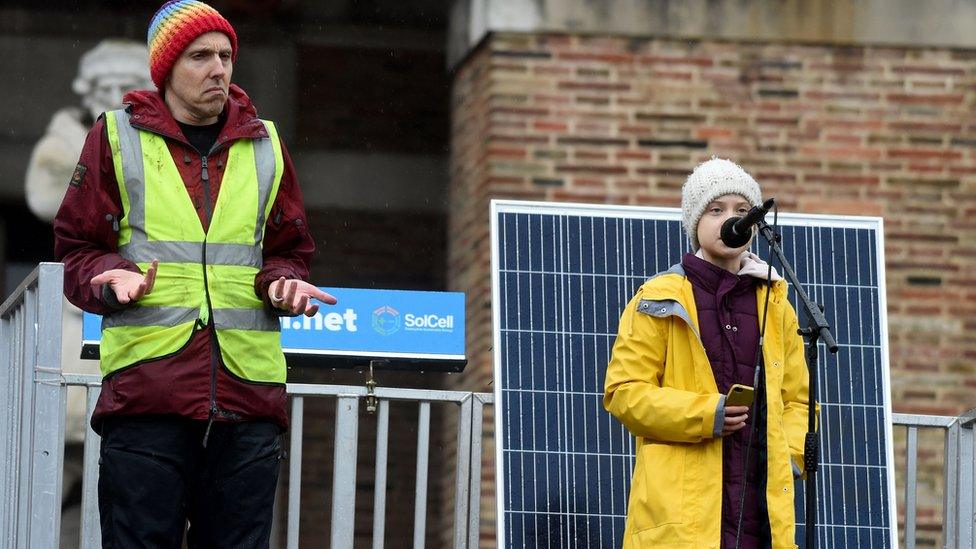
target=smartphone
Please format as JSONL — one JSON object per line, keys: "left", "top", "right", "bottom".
{"left": 726, "top": 384, "right": 755, "bottom": 407}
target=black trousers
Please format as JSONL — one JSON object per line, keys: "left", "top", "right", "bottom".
{"left": 98, "top": 416, "right": 283, "bottom": 549}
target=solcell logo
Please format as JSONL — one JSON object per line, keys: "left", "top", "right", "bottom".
{"left": 404, "top": 313, "right": 455, "bottom": 332}
{"left": 372, "top": 306, "right": 401, "bottom": 336}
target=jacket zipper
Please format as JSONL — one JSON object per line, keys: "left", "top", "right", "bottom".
{"left": 128, "top": 116, "right": 247, "bottom": 442}
{"left": 200, "top": 152, "right": 219, "bottom": 447}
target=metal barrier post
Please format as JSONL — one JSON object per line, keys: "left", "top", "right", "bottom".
{"left": 413, "top": 402, "right": 431, "bottom": 549}
{"left": 287, "top": 397, "right": 305, "bottom": 549}
{"left": 79, "top": 385, "right": 102, "bottom": 549}
{"left": 373, "top": 400, "right": 390, "bottom": 549}
{"left": 905, "top": 426, "right": 919, "bottom": 549}
{"left": 945, "top": 419, "right": 961, "bottom": 549}
{"left": 468, "top": 393, "right": 491, "bottom": 549}
{"left": 958, "top": 411, "right": 976, "bottom": 549}
{"left": 452, "top": 396, "right": 473, "bottom": 549}
{"left": 30, "top": 264, "right": 66, "bottom": 549}
{"left": 331, "top": 395, "right": 360, "bottom": 549}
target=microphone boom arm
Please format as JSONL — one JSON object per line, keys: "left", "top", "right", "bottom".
{"left": 754, "top": 218, "right": 838, "bottom": 549}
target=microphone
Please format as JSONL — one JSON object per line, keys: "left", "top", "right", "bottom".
{"left": 720, "top": 198, "right": 775, "bottom": 248}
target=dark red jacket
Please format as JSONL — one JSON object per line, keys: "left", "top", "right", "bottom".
{"left": 682, "top": 253, "right": 769, "bottom": 549}
{"left": 54, "top": 85, "right": 313, "bottom": 432}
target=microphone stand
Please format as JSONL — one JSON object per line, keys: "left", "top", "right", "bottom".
{"left": 754, "top": 218, "right": 838, "bottom": 548}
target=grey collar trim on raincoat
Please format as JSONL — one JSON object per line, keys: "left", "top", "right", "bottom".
{"left": 634, "top": 297, "right": 698, "bottom": 340}
{"left": 635, "top": 262, "right": 697, "bottom": 339}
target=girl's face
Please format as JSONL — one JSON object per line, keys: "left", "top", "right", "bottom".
{"left": 696, "top": 194, "right": 752, "bottom": 267}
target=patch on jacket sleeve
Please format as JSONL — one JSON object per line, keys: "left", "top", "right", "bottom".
{"left": 636, "top": 298, "right": 673, "bottom": 318}
{"left": 69, "top": 164, "right": 88, "bottom": 188}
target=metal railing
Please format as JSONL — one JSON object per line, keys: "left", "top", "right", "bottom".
{"left": 56, "top": 376, "right": 493, "bottom": 549}
{"left": 1, "top": 263, "right": 66, "bottom": 549}
{"left": 892, "top": 411, "right": 976, "bottom": 549}
{"left": 3, "top": 263, "right": 974, "bottom": 549}
{"left": 2, "top": 264, "right": 493, "bottom": 549}
{"left": 285, "top": 383, "right": 492, "bottom": 549}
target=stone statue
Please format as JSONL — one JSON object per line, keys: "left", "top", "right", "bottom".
{"left": 25, "top": 39, "right": 152, "bottom": 220}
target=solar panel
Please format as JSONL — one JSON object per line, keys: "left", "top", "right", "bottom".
{"left": 490, "top": 200, "right": 897, "bottom": 548}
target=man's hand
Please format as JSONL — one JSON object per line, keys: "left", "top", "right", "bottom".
{"left": 268, "top": 277, "right": 337, "bottom": 317}
{"left": 90, "top": 259, "right": 159, "bottom": 305}
{"left": 722, "top": 405, "right": 749, "bottom": 436}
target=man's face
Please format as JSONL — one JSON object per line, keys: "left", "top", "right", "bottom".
{"left": 696, "top": 194, "right": 753, "bottom": 261}
{"left": 164, "top": 31, "right": 232, "bottom": 125}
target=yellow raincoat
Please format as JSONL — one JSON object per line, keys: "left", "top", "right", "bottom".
{"left": 604, "top": 264, "right": 814, "bottom": 549}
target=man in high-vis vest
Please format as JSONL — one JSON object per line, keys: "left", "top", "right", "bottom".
{"left": 53, "top": 2, "right": 335, "bottom": 547}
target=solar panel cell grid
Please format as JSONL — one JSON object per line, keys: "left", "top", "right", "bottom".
{"left": 492, "top": 201, "right": 895, "bottom": 548}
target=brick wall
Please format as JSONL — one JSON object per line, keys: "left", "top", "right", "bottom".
{"left": 448, "top": 32, "right": 976, "bottom": 547}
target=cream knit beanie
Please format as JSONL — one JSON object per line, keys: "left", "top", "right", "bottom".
{"left": 681, "top": 158, "right": 762, "bottom": 250}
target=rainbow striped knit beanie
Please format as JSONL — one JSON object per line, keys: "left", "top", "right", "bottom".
{"left": 147, "top": 0, "right": 238, "bottom": 89}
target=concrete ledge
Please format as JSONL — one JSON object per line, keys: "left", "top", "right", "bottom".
{"left": 449, "top": 0, "right": 976, "bottom": 68}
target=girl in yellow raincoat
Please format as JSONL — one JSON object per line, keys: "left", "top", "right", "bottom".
{"left": 604, "top": 158, "right": 814, "bottom": 549}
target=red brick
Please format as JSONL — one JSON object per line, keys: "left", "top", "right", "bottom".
{"left": 823, "top": 133, "right": 864, "bottom": 144}
{"left": 490, "top": 106, "right": 549, "bottom": 116}
{"left": 533, "top": 66, "right": 572, "bottom": 76}
{"left": 652, "top": 70, "right": 694, "bottom": 80}
{"left": 557, "top": 51, "right": 634, "bottom": 64}
{"left": 639, "top": 55, "right": 714, "bottom": 67}
{"left": 887, "top": 92, "right": 965, "bottom": 105}
{"left": 888, "top": 148, "right": 963, "bottom": 160}
{"left": 891, "top": 65, "right": 966, "bottom": 76}
{"left": 558, "top": 81, "right": 631, "bottom": 91}
{"left": 488, "top": 133, "right": 548, "bottom": 144}
{"left": 804, "top": 174, "right": 880, "bottom": 185}
{"left": 616, "top": 151, "right": 652, "bottom": 161}
{"left": 533, "top": 120, "right": 568, "bottom": 132}
{"left": 619, "top": 124, "right": 652, "bottom": 134}
{"left": 555, "top": 164, "right": 628, "bottom": 175}
{"left": 573, "top": 150, "right": 609, "bottom": 160}
{"left": 486, "top": 146, "right": 527, "bottom": 159}
{"left": 888, "top": 121, "right": 963, "bottom": 133}
{"left": 532, "top": 93, "right": 573, "bottom": 105}
{"left": 908, "top": 164, "right": 947, "bottom": 173}
{"left": 806, "top": 91, "right": 881, "bottom": 101}
{"left": 696, "top": 127, "right": 735, "bottom": 139}
{"left": 799, "top": 145, "right": 882, "bottom": 160}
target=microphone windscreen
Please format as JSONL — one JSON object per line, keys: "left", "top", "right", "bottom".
{"left": 720, "top": 216, "right": 752, "bottom": 248}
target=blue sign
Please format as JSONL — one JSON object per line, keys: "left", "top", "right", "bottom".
{"left": 83, "top": 287, "right": 466, "bottom": 365}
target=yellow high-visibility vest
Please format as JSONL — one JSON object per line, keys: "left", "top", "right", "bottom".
{"left": 100, "top": 108, "right": 286, "bottom": 383}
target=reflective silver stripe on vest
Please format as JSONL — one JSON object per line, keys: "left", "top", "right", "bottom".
{"left": 102, "top": 306, "right": 200, "bottom": 329}
{"left": 112, "top": 110, "right": 149, "bottom": 250}
{"left": 207, "top": 243, "right": 262, "bottom": 267}
{"left": 253, "top": 122, "right": 276, "bottom": 245}
{"left": 118, "top": 240, "right": 261, "bottom": 267}
{"left": 111, "top": 109, "right": 276, "bottom": 258}
{"left": 213, "top": 308, "right": 280, "bottom": 332}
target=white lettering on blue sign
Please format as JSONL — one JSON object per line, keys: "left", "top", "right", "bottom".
{"left": 281, "top": 308, "right": 358, "bottom": 332}
{"left": 404, "top": 313, "right": 454, "bottom": 331}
